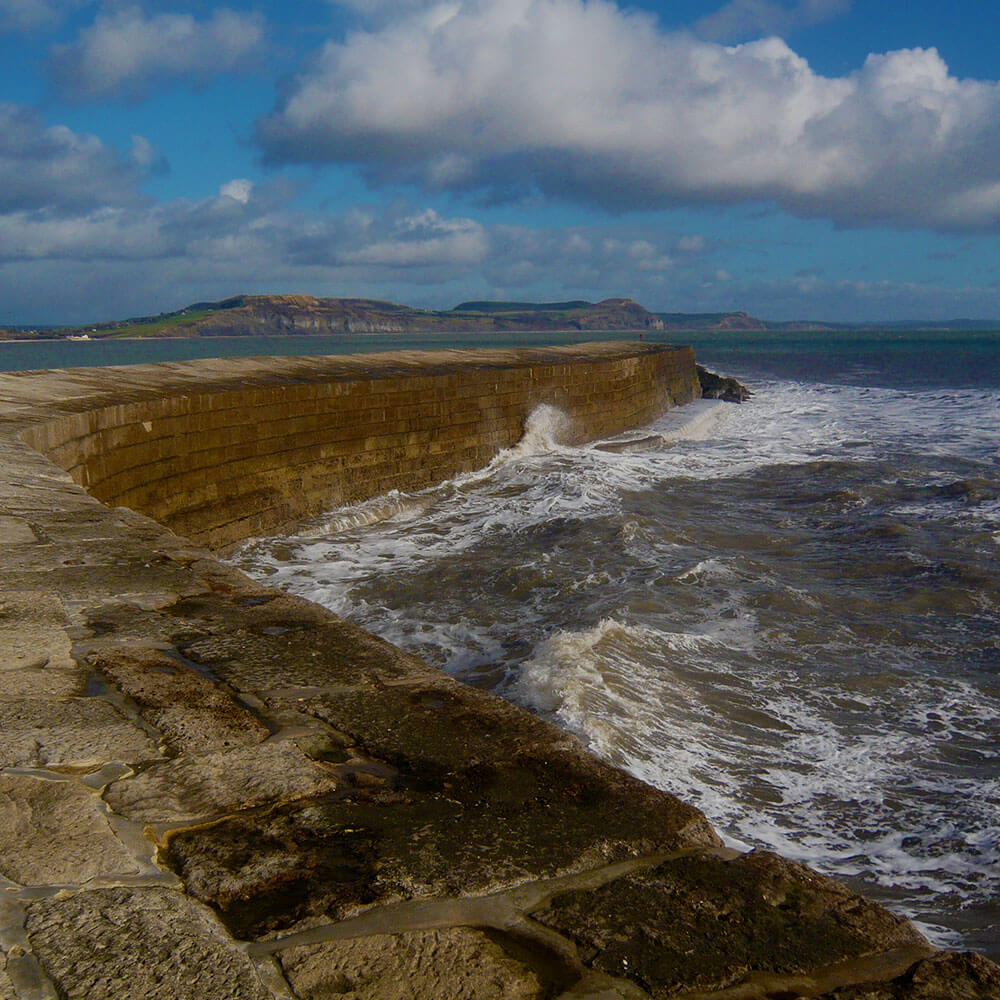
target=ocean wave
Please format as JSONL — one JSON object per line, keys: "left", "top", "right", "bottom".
{"left": 235, "top": 375, "right": 1000, "bottom": 957}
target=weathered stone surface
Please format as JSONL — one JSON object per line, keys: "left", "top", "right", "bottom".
{"left": 104, "top": 741, "right": 339, "bottom": 823}
{"left": 24, "top": 887, "right": 271, "bottom": 1000}
{"left": 0, "top": 698, "right": 158, "bottom": 769}
{"left": 183, "top": 616, "right": 431, "bottom": 693}
{"left": 290, "top": 680, "right": 717, "bottom": 852}
{"left": 280, "top": 928, "right": 544, "bottom": 1000}
{"left": 822, "top": 951, "right": 1000, "bottom": 999}
{"left": 0, "top": 592, "right": 81, "bottom": 698}
{"left": 0, "top": 516, "right": 35, "bottom": 544}
{"left": 531, "top": 850, "right": 928, "bottom": 997}
{"left": 0, "top": 559, "right": 205, "bottom": 603}
{"left": 0, "top": 775, "right": 140, "bottom": 885}
{"left": 0, "top": 958, "right": 14, "bottom": 1000}
{"left": 87, "top": 646, "right": 268, "bottom": 754}
{"left": 164, "top": 687, "right": 719, "bottom": 939}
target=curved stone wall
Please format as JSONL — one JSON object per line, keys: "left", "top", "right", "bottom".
{"left": 15, "top": 342, "right": 698, "bottom": 550}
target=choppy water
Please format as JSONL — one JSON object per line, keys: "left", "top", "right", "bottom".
{"left": 235, "top": 331, "right": 1000, "bottom": 958}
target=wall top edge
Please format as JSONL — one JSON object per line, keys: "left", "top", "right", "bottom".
{"left": 0, "top": 341, "right": 692, "bottom": 436}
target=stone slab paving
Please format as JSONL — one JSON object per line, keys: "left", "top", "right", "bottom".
{"left": 104, "top": 742, "right": 340, "bottom": 824}
{"left": 0, "top": 775, "right": 140, "bottom": 885}
{"left": 23, "top": 888, "right": 273, "bottom": 1000}
{"left": 0, "top": 351, "right": 997, "bottom": 1000}
{"left": 0, "top": 699, "right": 159, "bottom": 770}
{"left": 280, "top": 928, "right": 545, "bottom": 1000}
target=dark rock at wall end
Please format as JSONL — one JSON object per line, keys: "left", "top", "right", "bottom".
{"left": 697, "top": 364, "right": 753, "bottom": 403}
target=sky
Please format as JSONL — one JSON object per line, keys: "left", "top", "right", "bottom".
{"left": 2, "top": 0, "right": 1000, "bottom": 325}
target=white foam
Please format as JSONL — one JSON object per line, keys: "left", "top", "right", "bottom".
{"left": 234, "top": 377, "right": 1000, "bottom": 952}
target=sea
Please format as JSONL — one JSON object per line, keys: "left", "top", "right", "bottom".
{"left": 6, "top": 329, "right": 999, "bottom": 958}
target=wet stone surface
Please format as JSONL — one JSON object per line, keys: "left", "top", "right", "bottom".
{"left": 104, "top": 741, "right": 339, "bottom": 823}
{"left": 182, "top": 616, "right": 431, "bottom": 693}
{"left": 164, "top": 679, "right": 720, "bottom": 940}
{"left": 822, "top": 951, "right": 1000, "bottom": 999}
{"left": 531, "top": 850, "right": 928, "bottom": 997}
{"left": 24, "top": 888, "right": 271, "bottom": 1000}
{"left": 86, "top": 645, "right": 269, "bottom": 755}
{"left": 280, "top": 928, "right": 545, "bottom": 1000}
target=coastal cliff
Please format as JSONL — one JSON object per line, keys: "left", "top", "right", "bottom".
{"left": 0, "top": 344, "right": 997, "bottom": 1000}
{"left": 1, "top": 295, "right": 670, "bottom": 341}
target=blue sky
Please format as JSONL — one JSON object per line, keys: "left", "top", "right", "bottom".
{"left": 2, "top": 0, "right": 999, "bottom": 325}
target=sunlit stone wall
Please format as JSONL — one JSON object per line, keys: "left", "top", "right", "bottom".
{"left": 18, "top": 342, "right": 698, "bottom": 550}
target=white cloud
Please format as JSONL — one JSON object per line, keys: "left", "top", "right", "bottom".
{"left": 676, "top": 234, "right": 707, "bottom": 253}
{"left": 219, "top": 178, "right": 254, "bottom": 204}
{"left": 0, "top": 207, "right": 165, "bottom": 260}
{"left": 50, "top": 5, "right": 264, "bottom": 99}
{"left": 257, "top": 0, "right": 1000, "bottom": 231}
{"left": 0, "top": 102, "right": 144, "bottom": 212}
{"left": 694, "top": 0, "right": 850, "bottom": 43}
{"left": 338, "top": 209, "right": 488, "bottom": 267}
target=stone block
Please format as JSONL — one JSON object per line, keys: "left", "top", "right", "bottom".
{"left": 280, "top": 928, "right": 544, "bottom": 1000}
{"left": 87, "top": 646, "right": 269, "bottom": 755}
{"left": 0, "top": 592, "right": 81, "bottom": 699}
{"left": 821, "top": 951, "right": 1000, "bottom": 999}
{"left": 24, "top": 888, "right": 271, "bottom": 1000}
{"left": 104, "top": 742, "right": 339, "bottom": 824}
{"left": 0, "top": 775, "right": 140, "bottom": 885}
{"left": 531, "top": 850, "right": 928, "bottom": 997}
{"left": 0, "top": 698, "right": 159, "bottom": 770}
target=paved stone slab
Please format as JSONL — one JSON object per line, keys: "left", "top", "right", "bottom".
{"left": 0, "top": 516, "right": 35, "bottom": 544}
{"left": 0, "top": 775, "right": 140, "bottom": 886}
{"left": 0, "top": 593, "right": 81, "bottom": 699}
{"left": 105, "top": 742, "right": 339, "bottom": 824}
{"left": 531, "top": 850, "right": 928, "bottom": 997}
{"left": 164, "top": 684, "right": 719, "bottom": 939}
{"left": 280, "top": 928, "right": 544, "bottom": 1000}
{"left": 87, "top": 646, "right": 268, "bottom": 755}
{"left": 183, "top": 616, "right": 430, "bottom": 692}
{"left": 0, "top": 956, "right": 14, "bottom": 1000}
{"left": 24, "top": 887, "right": 271, "bottom": 1000}
{"left": 822, "top": 951, "right": 1000, "bottom": 999}
{"left": 0, "top": 698, "right": 159, "bottom": 770}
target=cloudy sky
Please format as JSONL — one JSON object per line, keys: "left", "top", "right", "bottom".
{"left": 2, "top": 0, "right": 999, "bottom": 325}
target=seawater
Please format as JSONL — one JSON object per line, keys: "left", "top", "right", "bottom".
{"left": 234, "top": 330, "right": 1000, "bottom": 960}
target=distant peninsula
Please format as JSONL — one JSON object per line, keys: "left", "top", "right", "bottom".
{"left": 2, "top": 294, "right": 997, "bottom": 340}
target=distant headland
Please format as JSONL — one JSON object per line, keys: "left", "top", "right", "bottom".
{"left": 2, "top": 293, "right": 997, "bottom": 341}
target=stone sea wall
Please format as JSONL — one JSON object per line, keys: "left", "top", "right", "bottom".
{"left": 1, "top": 343, "right": 997, "bottom": 1000}
{"left": 16, "top": 342, "right": 698, "bottom": 551}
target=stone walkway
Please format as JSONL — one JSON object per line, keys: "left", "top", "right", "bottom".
{"left": 1, "top": 352, "right": 998, "bottom": 999}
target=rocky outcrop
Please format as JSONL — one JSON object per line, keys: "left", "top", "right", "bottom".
{"left": 697, "top": 363, "right": 753, "bottom": 402}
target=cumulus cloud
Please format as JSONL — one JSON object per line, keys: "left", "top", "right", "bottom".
{"left": 257, "top": 0, "right": 1000, "bottom": 230}
{"left": 337, "top": 209, "right": 488, "bottom": 267}
{"left": 0, "top": 102, "right": 145, "bottom": 212}
{"left": 50, "top": 5, "right": 264, "bottom": 100}
{"left": 219, "top": 178, "right": 254, "bottom": 204}
{"left": 694, "top": 0, "right": 850, "bottom": 43}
